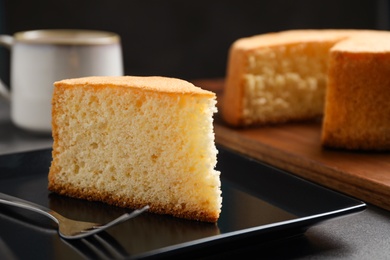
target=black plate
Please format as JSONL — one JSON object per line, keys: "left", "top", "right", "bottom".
{"left": 0, "top": 145, "right": 365, "bottom": 259}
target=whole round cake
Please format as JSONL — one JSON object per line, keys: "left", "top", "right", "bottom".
{"left": 221, "top": 29, "right": 390, "bottom": 150}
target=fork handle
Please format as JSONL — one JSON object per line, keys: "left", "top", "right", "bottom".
{"left": 0, "top": 192, "right": 58, "bottom": 224}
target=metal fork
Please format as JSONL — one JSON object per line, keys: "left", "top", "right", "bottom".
{"left": 0, "top": 192, "right": 149, "bottom": 239}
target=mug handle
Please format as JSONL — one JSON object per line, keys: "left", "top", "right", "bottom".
{"left": 0, "top": 35, "right": 13, "bottom": 101}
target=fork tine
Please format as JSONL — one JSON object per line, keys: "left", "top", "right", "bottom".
{"left": 91, "top": 232, "right": 130, "bottom": 260}
{"left": 61, "top": 205, "right": 150, "bottom": 240}
{"left": 95, "top": 205, "right": 150, "bottom": 229}
{"left": 81, "top": 236, "right": 116, "bottom": 260}
{"left": 62, "top": 238, "right": 102, "bottom": 260}
{"left": 94, "top": 232, "right": 129, "bottom": 259}
{"left": 63, "top": 230, "right": 130, "bottom": 260}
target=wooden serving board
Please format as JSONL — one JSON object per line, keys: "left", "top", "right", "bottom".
{"left": 193, "top": 79, "right": 390, "bottom": 211}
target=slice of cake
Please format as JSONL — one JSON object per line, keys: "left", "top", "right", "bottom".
{"left": 49, "top": 76, "right": 222, "bottom": 222}
{"left": 322, "top": 34, "right": 390, "bottom": 150}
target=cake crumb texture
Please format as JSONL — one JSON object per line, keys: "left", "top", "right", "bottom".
{"left": 49, "top": 76, "right": 222, "bottom": 222}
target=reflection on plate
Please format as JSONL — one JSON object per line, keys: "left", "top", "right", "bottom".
{"left": 0, "top": 145, "right": 365, "bottom": 259}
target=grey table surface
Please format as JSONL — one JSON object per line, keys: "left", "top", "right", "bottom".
{"left": 0, "top": 99, "right": 390, "bottom": 259}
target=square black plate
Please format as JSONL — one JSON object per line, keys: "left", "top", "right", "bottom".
{"left": 0, "top": 145, "right": 365, "bottom": 259}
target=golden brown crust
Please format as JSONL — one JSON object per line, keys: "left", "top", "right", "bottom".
{"left": 321, "top": 34, "right": 390, "bottom": 150}
{"left": 48, "top": 181, "right": 219, "bottom": 223}
{"left": 55, "top": 76, "right": 215, "bottom": 97}
{"left": 230, "top": 29, "right": 357, "bottom": 50}
{"left": 221, "top": 43, "right": 247, "bottom": 126}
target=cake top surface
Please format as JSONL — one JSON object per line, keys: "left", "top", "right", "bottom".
{"left": 332, "top": 33, "right": 390, "bottom": 52}
{"left": 233, "top": 29, "right": 387, "bottom": 50}
{"left": 54, "top": 76, "right": 215, "bottom": 97}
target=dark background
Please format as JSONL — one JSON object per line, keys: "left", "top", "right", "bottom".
{"left": 0, "top": 0, "right": 389, "bottom": 84}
